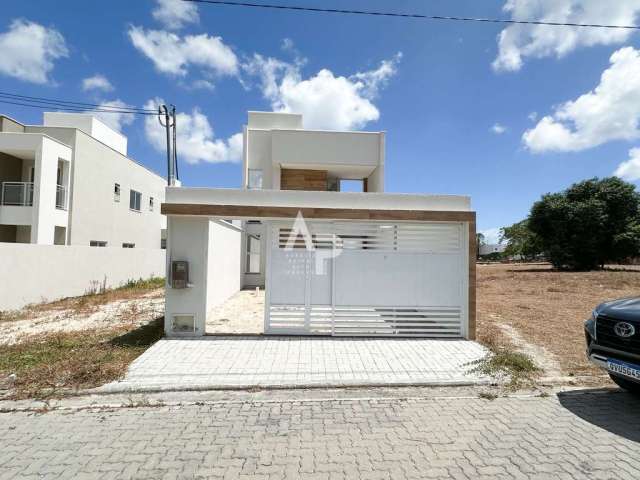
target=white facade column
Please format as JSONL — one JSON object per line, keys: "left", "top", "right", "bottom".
{"left": 30, "top": 139, "right": 59, "bottom": 244}
{"left": 165, "top": 216, "right": 210, "bottom": 336}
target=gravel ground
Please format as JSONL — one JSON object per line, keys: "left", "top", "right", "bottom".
{"left": 206, "top": 289, "right": 264, "bottom": 334}
{"left": 0, "top": 290, "right": 164, "bottom": 345}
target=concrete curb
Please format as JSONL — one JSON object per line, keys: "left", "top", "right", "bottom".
{"left": 92, "top": 378, "right": 494, "bottom": 395}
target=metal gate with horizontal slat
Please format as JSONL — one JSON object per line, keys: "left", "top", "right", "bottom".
{"left": 265, "top": 220, "right": 468, "bottom": 337}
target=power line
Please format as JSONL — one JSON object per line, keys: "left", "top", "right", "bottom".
{"left": 0, "top": 91, "right": 158, "bottom": 115}
{"left": 0, "top": 98, "right": 158, "bottom": 115}
{"left": 183, "top": 0, "right": 640, "bottom": 30}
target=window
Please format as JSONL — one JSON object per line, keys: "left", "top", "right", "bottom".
{"left": 114, "top": 183, "right": 120, "bottom": 202}
{"left": 149, "top": 197, "right": 154, "bottom": 211}
{"left": 90, "top": 240, "right": 107, "bottom": 247}
{"left": 248, "top": 169, "right": 263, "bottom": 189}
{"left": 122, "top": 243, "right": 135, "bottom": 248}
{"left": 129, "top": 189, "right": 141, "bottom": 211}
{"left": 245, "top": 234, "right": 261, "bottom": 273}
{"left": 161, "top": 238, "right": 167, "bottom": 249}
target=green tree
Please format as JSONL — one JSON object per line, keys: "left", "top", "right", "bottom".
{"left": 528, "top": 177, "right": 640, "bottom": 270}
{"left": 500, "top": 220, "right": 542, "bottom": 261}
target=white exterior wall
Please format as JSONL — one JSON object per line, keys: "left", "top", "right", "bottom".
{"left": 248, "top": 111, "right": 302, "bottom": 130}
{"left": 31, "top": 137, "right": 70, "bottom": 243}
{"left": 245, "top": 129, "right": 274, "bottom": 188}
{"left": 206, "top": 221, "right": 242, "bottom": 312}
{"left": 165, "top": 217, "right": 241, "bottom": 336}
{"left": 271, "top": 130, "right": 382, "bottom": 169}
{"left": 43, "top": 112, "right": 127, "bottom": 155}
{"left": 0, "top": 132, "right": 72, "bottom": 244}
{"left": 0, "top": 243, "right": 165, "bottom": 310}
{"left": 68, "top": 131, "right": 166, "bottom": 248}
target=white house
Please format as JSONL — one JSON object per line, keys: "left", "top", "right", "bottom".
{"left": 0, "top": 113, "right": 166, "bottom": 247}
{"left": 0, "top": 112, "right": 167, "bottom": 309}
{"left": 163, "top": 112, "right": 476, "bottom": 339}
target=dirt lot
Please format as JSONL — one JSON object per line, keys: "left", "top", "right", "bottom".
{"left": 477, "top": 263, "right": 639, "bottom": 383}
{"left": 0, "top": 279, "right": 165, "bottom": 399}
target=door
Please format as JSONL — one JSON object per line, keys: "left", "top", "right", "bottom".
{"left": 265, "top": 221, "right": 467, "bottom": 337}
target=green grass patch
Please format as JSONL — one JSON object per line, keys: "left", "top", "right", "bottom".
{"left": 470, "top": 348, "right": 540, "bottom": 389}
{"left": 117, "top": 277, "right": 166, "bottom": 292}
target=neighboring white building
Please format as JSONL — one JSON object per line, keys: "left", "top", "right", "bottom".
{"left": 163, "top": 112, "right": 476, "bottom": 339}
{"left": 0, "top": 113, "right": 167, "bottom": 310}
{"left": 0, "top": 113, "right": 166, "bottom": 248}
{"left": 479, "top": 243, "right": 506, "bottom": 256}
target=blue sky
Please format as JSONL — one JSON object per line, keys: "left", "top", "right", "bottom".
{"left": 2, "top": 0, "right": 640, "bottom": 242}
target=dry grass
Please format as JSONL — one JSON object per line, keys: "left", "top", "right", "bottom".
{"left": 477, "top": 263, "right": 639, "bottom": 383}
{"left": 0, "top": 319, "right": 163, "bottom": 400}
{"left": 0, "top": 277, "right": 165, "bottom": 324}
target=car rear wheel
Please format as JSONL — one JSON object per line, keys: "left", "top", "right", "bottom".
{"left": 609, "top": 374, "right": 640, "bottom": 395}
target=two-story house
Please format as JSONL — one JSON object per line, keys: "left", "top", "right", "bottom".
{"left": 0, "top": 112, "right": 166, "bottom": 248}
{"left": 162, "top": 112, "right": 476, "bottom": 340}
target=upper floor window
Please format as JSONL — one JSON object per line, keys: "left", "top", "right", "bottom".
{"left": 122, "top": 243, "right": 135, "bottom": 248}
{"left": 129, "top": 189, "right": 141, "bottom": 211}
{"left": 90, "top": 240, "right": 107, "bottom": 247}
{"left": 149, "top": 197, "right": 154, "bottom": 211}
{"left": 114, "top": 183, "right": 121, "bottom": 202}
{"left": 248, "top": 169, "right": 263, "bottom": 190}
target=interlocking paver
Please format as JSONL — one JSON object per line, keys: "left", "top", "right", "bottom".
{"left": 1, "top": 390, "right": 639, "bottom": 479}
{"left": 99, "top": 337, "right": 489, "bottom": 392}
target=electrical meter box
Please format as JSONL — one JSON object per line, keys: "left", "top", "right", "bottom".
{"left": 171, "top": 261, "right": 189, "bottom": 289}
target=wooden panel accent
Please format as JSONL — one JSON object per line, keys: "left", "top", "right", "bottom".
{"left": 281, "top": 169, "right": 328, "bottom": 191}
{"left": 162, "top": 203, "right": 475, "bottom": 223}
{"left": 467, "top": 219, "right": 477, "bottom": 340}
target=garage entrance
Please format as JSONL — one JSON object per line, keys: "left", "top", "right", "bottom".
{"left": 265, "top": 220, "right": 469, "bottom": 337}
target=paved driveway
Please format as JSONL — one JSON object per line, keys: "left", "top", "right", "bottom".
{"left": 100, "top": 336, "right": 489, "bottom": 393}
{"left": 1, "top": 389, "right": 639, "bottom": 479}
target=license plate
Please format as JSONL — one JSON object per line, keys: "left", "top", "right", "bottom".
{"left": 607, "top": 359, "right": 640, "bottom": 380}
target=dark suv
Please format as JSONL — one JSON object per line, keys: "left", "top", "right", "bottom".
{"left": 585, "top": 297, "right": 640, "bottom": 394}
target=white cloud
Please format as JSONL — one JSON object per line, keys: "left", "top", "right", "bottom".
{"left": 491, "top": 123, "right": 507, "bottom": 134}
{"left": 245, "top": 53, "right": 401, "bottom": 130}
{"left": 128, "top": 26, "right": 238, "bottom": 80}
{"left": 82, "top": 74, "right": 114, "bottom": 92}
{"left": 493, "top": 0, "right": 640, "bottom": 72}
{"left": 91, "top": 100, "right": 135, "bottom": 133}
{"left": 523, "top": 47, "right": 640, "bottom": 153}
{"left": 143, "top": 98, "right": 242, "bottom": 164}
{"left": 479, "top": 228, "right": 504, "bottom": 245}
{"left": 528, "top": 111, "right": 538, "bottom": 122}
{"left": 614, "top": 147, "right": 640, "bottom": 182}
{"left": 152, "top": 0, "right": 199, "bottom": 30}
{"left": 0, "top": 19, "right": 68, "bottom": 84}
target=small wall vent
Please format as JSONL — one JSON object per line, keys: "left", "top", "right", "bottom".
{"left": 172, "top": 314, "right": 196, "bottom": 333}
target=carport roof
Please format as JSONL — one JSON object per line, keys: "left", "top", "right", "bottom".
{"left": 161, "top": 187, "right": 475, "bottom": 222}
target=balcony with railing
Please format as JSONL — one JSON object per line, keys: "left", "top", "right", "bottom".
{"left": 0, "top": 182, "right": 67, "bottom": 210}
{"left": 1, "top": 182, "right": 33, "bottom": 206}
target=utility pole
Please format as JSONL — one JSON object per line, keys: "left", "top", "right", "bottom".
{"left": 158, "top": 104, "right": 176, "bottom": 186}
{"left": 171, "top": 105, "right": 178, "bottom": 182}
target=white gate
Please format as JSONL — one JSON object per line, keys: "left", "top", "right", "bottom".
{"left": 265, "top": 221, "right": 468, "bottom": 337}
